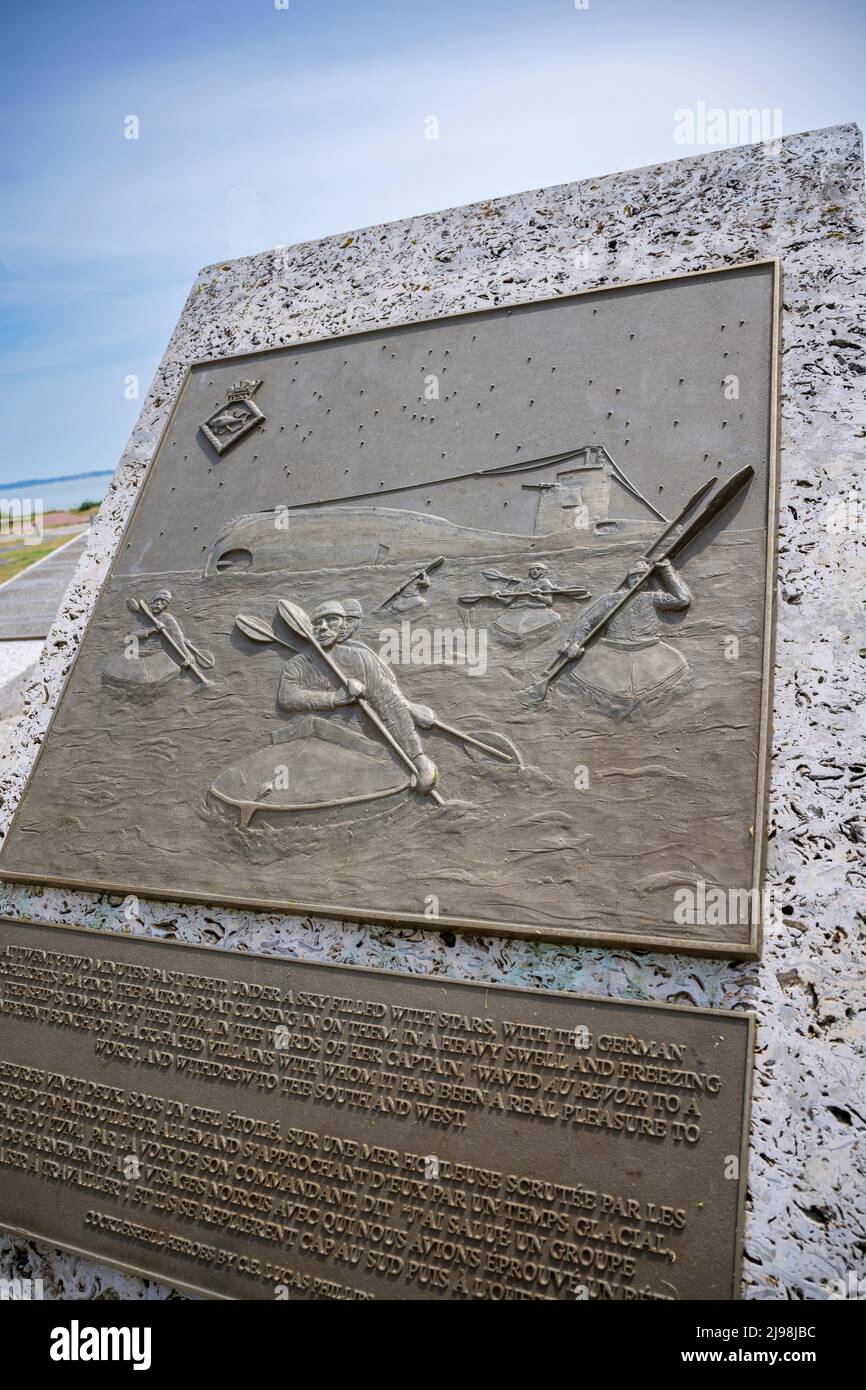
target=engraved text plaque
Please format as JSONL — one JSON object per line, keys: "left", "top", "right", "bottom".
{"left": 0, "top": 921, "right": 753, "bottom": 1300}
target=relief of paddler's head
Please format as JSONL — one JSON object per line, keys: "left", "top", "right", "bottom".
{"left": 623, "top": 559, "right": 651, "bottom": 588}
{"left": 150, "top": 588, "right": 172, "bottom": 615}
{"left": 341, "top": 598, "right": 362, "bottom": 638}
{"left": 528, "top": 562, "right": 549, "bottom": 581}
{"left": 312, "top": 600, "right": 348, "bottom": 647}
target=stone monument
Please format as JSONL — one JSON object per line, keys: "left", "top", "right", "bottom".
{"left": 0, "top": 124, "right": 863, "bottom": 1299}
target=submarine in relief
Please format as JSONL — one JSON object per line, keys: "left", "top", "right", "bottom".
{"left": 204, "top": 445, "right": 665, "bottom": 578}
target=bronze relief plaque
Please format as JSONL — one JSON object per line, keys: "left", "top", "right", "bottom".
{"left": 0, "top": 263, "right": 780, "bottom": 955}
{"left": 0, "top": 920, "right": 753, "bottom": 1300}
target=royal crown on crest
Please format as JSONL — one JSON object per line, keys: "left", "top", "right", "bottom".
{"left": 226, "top": 379, "right": 262, "bottom": 401}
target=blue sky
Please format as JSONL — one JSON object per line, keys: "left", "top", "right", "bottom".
{"left": 2, "top": 0, "right": 863, "bottom": 488}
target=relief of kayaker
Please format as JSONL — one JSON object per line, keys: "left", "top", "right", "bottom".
{"left": 528, "top": 466, "right": 756, "bottom": 716}
{"left": 103, "top": 590, "right": 214, "bottom": 697}
{"left": 553, "top": 557, "right": 692, "bottom": 717}
{"left": 210, "top": 597, "right": 521, "bottom": 829}
{"left": 277, "top": 599, "right": 440, "bottom": 793}
{"left": 458, "top": 562, "right": 590, "bottom": 646}
{"left": 376, "top": 557, "right": 445, "bottom": 616}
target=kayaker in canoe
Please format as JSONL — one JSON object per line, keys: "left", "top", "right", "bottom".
{"left": 104, "top": 589, "right": 214, "bottom": 692}
{"left": 487, "top": 561, "right": 560, "bottom": 645}
{"left": 458, "top": 562, "right": 590, "bottom": 646}
{"left": 555, "top": 557, "right": 692, "bottom": 717}
{"left": 277, "top": 599, "right": 440, "bottom": 792}
{"left": 128, "top": 590, "right": 201, "bottom": 663}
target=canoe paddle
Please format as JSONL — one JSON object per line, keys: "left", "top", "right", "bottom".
{"left": 458, "top": 585, "right": 590, "bottom": 606}
{"left": 427, "top": 719, "right": 518, "bottom": 763}
{"left": 234, "top": 612, "right": 295, "bottom": 650}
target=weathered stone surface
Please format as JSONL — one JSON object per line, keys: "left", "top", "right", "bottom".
{"left": 1, "top": 123, "right": 863, "bottom": 1299}
{"left": 0, "top": 641, "right": 42, "bottom": 724}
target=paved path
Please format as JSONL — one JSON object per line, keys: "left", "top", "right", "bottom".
{"left": 0, "top": 531, "right": 89, "bottom": 640}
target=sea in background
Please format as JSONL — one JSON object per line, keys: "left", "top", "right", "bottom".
{"left": 0, "top": 471, "right": 113, "bottom": 513}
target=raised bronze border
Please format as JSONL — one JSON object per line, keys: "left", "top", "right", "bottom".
{"left": 0, "top": 915, "right": 755, "bottom": 1299}
{"left": 0, "top": 261, "right": 782, "bottom": 959}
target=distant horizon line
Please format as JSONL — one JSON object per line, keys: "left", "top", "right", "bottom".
{"left": 0, "top": 469, "right": 114, "bottom": 490}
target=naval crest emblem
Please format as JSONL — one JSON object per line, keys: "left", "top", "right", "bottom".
{"left": 200, "top": 379, "right": 264, "bottom": 455}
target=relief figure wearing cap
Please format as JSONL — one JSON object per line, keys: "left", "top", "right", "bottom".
{"left": 556, "top": 557, "right": 692, "bottom": 717}
{"left": 131, "top": 591, "right": 190, "bottom": 659}
{"left": 103, "top": 590, "right": 214, "bottom": 694}
{"left": 277, "top": 600, "right": 440, "bottom": 791}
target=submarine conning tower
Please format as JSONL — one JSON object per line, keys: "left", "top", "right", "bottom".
{"left": 523, "top": 445, "right": 615, "bottom": 534}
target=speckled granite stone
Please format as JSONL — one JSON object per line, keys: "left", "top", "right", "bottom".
{"left": 1, "top": 124, "right": 863, "bottom": 1301}
{"left": 0, "top": 640, "right": 42, "bottom": 720}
